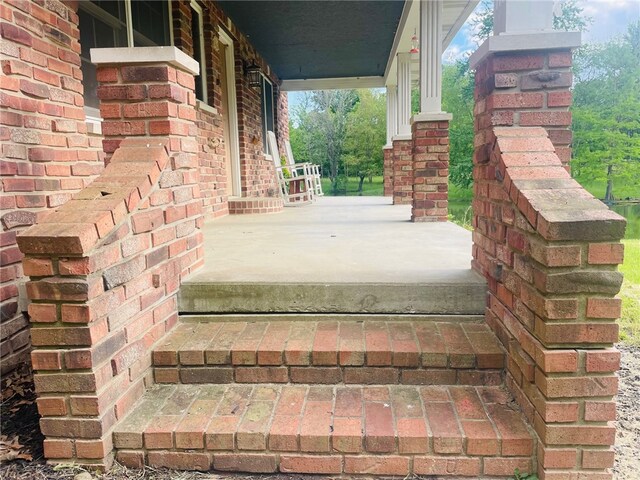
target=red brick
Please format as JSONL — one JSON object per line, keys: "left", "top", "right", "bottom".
{"left": 279, "top": 455, "right": 342, "bottom": 474}
{"left": 588, "top": 243, "right": 624, "bottom": 265}
{"left": 344, "top": 455, "right": 409, "bottom": 475}
{"left": 213, "top": 453, "right": 277, "bottom": 473}
{"left": 586, "top": 298, "right": 622, "bottom": 319}
{"left": 414, "top": 456, "right": 481, "bottom": 476}
{"left": 582, "top": 449, "right": 615, "bottom": 469}
{"left": 585, "top": 349, "right": 620, "bottom": 373}
{"left": 584, "top": 401, "right": 616, "bottom": 422}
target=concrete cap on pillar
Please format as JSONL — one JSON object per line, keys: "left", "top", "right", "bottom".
{"left": 91, "top": 46, "right": 200, "bottom": 75}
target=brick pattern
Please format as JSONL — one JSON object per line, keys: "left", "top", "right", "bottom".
{"left": 228, "top": 197, "right": 284, "bottom": 215}
{"left": 474, "top": 50, "right": 574, "bottom": 167}
{"left": 411, "top": 120, "right": 449, "bottom": 222}
{"left": 0, "top": 0, "right": 103, "bottom": 374}
{"left": 113, "top": 383, "right": 534, "bottom": 476}
{"left": 16, "top": 53, "right": 204, "bottom": 467}
{"left": 383, "top": 147, "right": 393, "bottom": 197}
{"left": 152, "top": 321, "right": 504, "bottom": 386}
{"left": 392, "top": 139, "right": 412, "bottom": 204}
{"left": 472, "top": 50, "right": 626, "bottom": 480}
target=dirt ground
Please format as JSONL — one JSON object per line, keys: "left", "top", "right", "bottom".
{"left": 1, "top": 345, "right": 639, "bottom": 479}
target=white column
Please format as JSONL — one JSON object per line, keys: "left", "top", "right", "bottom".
{"left": 385, "top": 85, "right": 397, "bottom": 146}
{"left": 493, "top": 0, "right": 555, "bottom": 35}
{"left": 419, "top": 0, "right": 443, "bottom": 113}
{"left": 396, "top": 53, "right": 412, "bottom": 137}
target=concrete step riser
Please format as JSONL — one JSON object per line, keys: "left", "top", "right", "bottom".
{"left": 179, "top": 313, "right": 487, "bottom": 323}
{"left": 178, "top": 283, "right": 487, "bottom": 315}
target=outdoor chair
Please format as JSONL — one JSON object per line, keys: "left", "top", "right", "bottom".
{"left": 284, "top": 139, "right": 324, "bottom": 197}
{"left": 267, "top": 131, "right": 314, "bottom": 205}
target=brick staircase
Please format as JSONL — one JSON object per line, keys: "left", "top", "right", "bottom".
{"left": 112, "top": 312, "right": 537, "bottom": 476}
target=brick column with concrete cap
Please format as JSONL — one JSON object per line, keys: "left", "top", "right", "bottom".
{"left": 470, "top": 14, "right": 626, "bottom": 479}
{"left": 392, "top": 53, "right": 414, "bottom": 205}
{"left": 383, "top": 84, "right": 397, "bottom": 197}
{"left": 16, "top": 47, "right": 204, "bottom": 468}
{"left": 411, "top": 0, "right": 451, "bottom": 221}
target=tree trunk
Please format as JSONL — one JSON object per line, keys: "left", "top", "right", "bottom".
{"left": 605, "top": 164, "right": 614, "bottom": 203}
{"left": 358, "top": 175, "right": 365, "bottom": 194}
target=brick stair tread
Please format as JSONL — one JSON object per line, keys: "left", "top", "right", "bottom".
{"left": 153, "top": 321, "right": 505, "bottom": 386}
{"left": 113, "top": 384, "right": 534, "bottom": 476}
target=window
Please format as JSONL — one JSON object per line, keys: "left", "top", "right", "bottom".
{"left": 261, "top": 76, "right": 275, "bottom": 155}
{"left": 78, "top": 1, "right": 172, "bottom": 113}
{"left": 190, "top": 1, "right": 207, "bottom": 103}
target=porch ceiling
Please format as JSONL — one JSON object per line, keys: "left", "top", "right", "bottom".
{"left": 218, "top": 1, "right": 405, "bottom": 81}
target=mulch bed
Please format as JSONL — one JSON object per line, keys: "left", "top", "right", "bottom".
{"left": 1, "top": 347, "right": 639, "bottom": 479}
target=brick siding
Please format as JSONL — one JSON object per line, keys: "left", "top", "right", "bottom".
{"left": 0, "top": 0, "right": 103, "bottom": 375}
{"left": 472, "top": 49, "right": 626, "bottom": 480}
{"left": 392, "top": 139, "right": 413, "bottom": 205}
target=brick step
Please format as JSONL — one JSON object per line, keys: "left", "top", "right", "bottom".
{"left": 113, "top": 384, "right": 535, "bottom": 477}
{"left": 153, "top": 320, "right": 505, "bottom": 386}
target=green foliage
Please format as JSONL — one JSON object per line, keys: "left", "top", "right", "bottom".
{"left": 442, "top": 61, "right": 475, "bottom": 189}
{"left": 572, "top": 22, "right": 640, "bottom": 202}
{"left": 290, "top": 90, "right": 358, "bottom": 194}
{"left": 513, "top": 469, "right": 538, "bottom": 480}
{"left": 343, "top": 89, "right": 386, "bottom": 192}
{"left": 290, "top": 89, "right": 385, "bottom": 194}
{"left": 472, "top": 0, "right": 591, "bottom": 43}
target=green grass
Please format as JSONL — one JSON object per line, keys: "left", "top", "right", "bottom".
{"left": 320, "top": 176, "right": 383, "bottom": 196}
{"left": 619, "top": 239, "right": 640, "bottom": 345}
{"left": 575, "top": 178, "right": 640, "bottom": 201}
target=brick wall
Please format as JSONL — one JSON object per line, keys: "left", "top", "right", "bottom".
{"left": 0, "top": 0, "right": 103, "bottom": 374}
{"left": 473, "top": 50, "right": 626, "bottom": 480}
{"left": 17, "top": 54, "right": 203, "bottom": 467}
{"left": 172, "top": 0, "right": 287, "bottom": 206}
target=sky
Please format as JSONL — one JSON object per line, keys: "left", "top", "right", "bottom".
{"left": 289, "top": 0, "right": 639, "bottom": 110}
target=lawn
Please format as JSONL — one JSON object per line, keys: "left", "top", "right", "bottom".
{"left": 619, "top": 239, "right": 640, "bottom": 345}
{"left": 320, "top": 176, "right": 383, "bottom": 196}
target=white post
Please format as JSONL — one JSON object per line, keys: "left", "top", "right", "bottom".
{"left": 396, "top": 52, "right": 412, "bottom": 137}
{"left": 419, "top": 0, "right": 443, "bottom": 113}
{"left": 386, "top": 85, "right": 398, "bottom": 146}
{"left": 493, "top": 0, "right": 555, "bottom": 35}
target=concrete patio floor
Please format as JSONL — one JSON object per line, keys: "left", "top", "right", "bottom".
{"left": 187, "top": 197, "right": 482, "bottom": 285}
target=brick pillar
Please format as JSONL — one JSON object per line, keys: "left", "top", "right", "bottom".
{"left": 0, "top": 1, "right": 103, "bottom": 375}
{"left": 382, "top": 146, "right": 393, "bottom": 196}
{"left": 391, "top": 138, "right": 413, "bottom": 205}
{"left": 411, "top": 117, "right": 451, "bottom": 222}
{"left": 471, "top": 33, "right": 626, "bottom": 480}
{"left": 17, "top": 47, "right": 204, "bottom": 468}
{"left": 472, "top": 47, "right": 574, "bottom": 167}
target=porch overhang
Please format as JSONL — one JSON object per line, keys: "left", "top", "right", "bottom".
{"left": 218, "top": 0, "right": 477, "bottom": 91}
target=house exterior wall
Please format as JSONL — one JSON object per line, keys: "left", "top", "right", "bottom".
{"left": 1, "top": 0, "right": 289, "bottom": 376}
{"left": 0, "top": 0, "right": 104, "bottom": 376}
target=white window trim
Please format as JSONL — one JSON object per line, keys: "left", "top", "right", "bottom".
{"left": 190, "top": 0, "right": 208, "bottom": 104}
{"left": 261, "top": 75, "right": 274, "bottom": 156}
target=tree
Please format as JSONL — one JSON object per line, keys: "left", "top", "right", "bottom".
{"left": 572, "top": 22, "right": 640, "bottom": 202}
{"left": 442, "top": 61, "right": 475, "bottom": 189}
{"left": 290, "top": 90, "right": 357, "bottom": 194}
{"left": 471, "top": 0, "right": 592, "bottom": 43}
{"left": 343, "top": 89, "right": 386, "bottom": 193}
